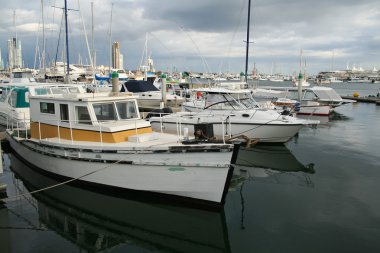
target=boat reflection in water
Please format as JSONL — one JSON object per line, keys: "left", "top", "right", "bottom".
{"left": 7, "top": 153, "right": 231, "bottom": 253}
{"left": 231, "top": 144, "right": 315, "bottom": 188}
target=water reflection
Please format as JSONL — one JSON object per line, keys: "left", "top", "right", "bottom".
{"left": 5, "top": 153, "right": 231, "bottom": 253}
{"left": 236, "top": 144, "right": 314, "bottom": 173}
{"left": 329, "top": 111, "right": 351, "bottom": 121}
{"left": 231, "top": 144, "right": 315, "bottom": 189}
{"left": 296, "top": 111, "right": 350, "bottom": 126}
{"left": 230, "top": 144, "right": 315, "bottom": 230}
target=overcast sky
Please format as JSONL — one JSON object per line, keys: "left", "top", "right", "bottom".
{"left": 0, "top": 0, "right": 379, "bottom": 75}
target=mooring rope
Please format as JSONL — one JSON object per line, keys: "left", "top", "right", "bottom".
{"left": 0, "top": 158, "right": 124, "bottom": 203}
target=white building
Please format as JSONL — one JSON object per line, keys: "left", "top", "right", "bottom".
{"left": 0, "top": 48, "right": 4, "bottom": 69}
{"left": 8, "top": 37, "right": 23, "bottom": 69}
{"left": 112, "top": 41, "right": 120, "bottom": 69}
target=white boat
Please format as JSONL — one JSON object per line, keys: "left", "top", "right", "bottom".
{"left": 292, "top": 79, "right": 311, "bottom": 87}
{"left": 0, "top": 83, "right": 85, "bottom": 128}
{"left": 268, "top": 75, "right": 284, "bottom": 82}
{"left": 5, "top": 92, "right": 239, "bottom": 209}
{"left": 252, "top": 86, "right": 355, "bottom": 116}
{"left": 327, "top": 76, "right": 343, "bottom": 83}
{"left": 7, "top": 152, "right": 231, "bottom": 252}
{"left": 9, "top": 68, "right": 37, "bottom": 83}
{"left": 120, "top": 80, "right": 185, "bottom": 108}
{"left": 149, "top": 88, "right": 319, "bottom": 143}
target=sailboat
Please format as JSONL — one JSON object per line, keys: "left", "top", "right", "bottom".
{"left": 292, "top": 51, "right": 311, "bottom": 87}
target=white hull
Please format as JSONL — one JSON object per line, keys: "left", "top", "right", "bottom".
{"left": 150, "top": 112, "right": 305, "bottom": 143}
{"left": 137, "top": 97, "right": 183, "bottom": 108}
{"left": 297, "top": 105, "right": 331, "bottom": 116}
{"left": 6, "top": 132, "right": 236, "bottom": 207}
{"left": 9, "top": 152, "right": 230, "bottom": 252}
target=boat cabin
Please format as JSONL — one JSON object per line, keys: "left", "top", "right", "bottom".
{"left": 183, "top": 88, "right": 260, "bottom": 111}
{"left": 29, "top": 93, "right": 152, "bottom": 143}
{"left": 0, "top": 84, "right": 85, "bottom": 128}
{"left": 0, "top": 84, "right": 84, "bottom": 109}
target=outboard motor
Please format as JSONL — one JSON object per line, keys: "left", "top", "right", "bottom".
{"left": 194, "top": 123, "right": 214, "bottom": 140}
{"left": 294, "top": 102, "right": 301, "bottom": 112}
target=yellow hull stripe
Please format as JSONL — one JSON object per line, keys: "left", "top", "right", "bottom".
{"left": 30, "top": 122, "right": 153, "bottom": 143}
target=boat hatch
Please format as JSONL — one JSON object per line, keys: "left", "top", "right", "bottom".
{"left": 194, "top": 123, "right": 214, "bottom": 140}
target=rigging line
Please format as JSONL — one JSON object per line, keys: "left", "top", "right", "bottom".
{"left": 177, "top": 24, "right": 212, "bottom": 75}
{"left": 54, "top": 11, "right": 65, "bottom": 66}
{"left": 11, "top": 176, "right": 39, "bottom": 211}
{"left": 33, "top": 4, "right": 42, "bottom": 70}
{"left": 77, "top": 0, "right": 94, "bottom": 68}
{"left": 138, "top": 33, "right": 148, "bottom": 70}
{"left": 0, "top": 158, "right": 125, "bottom": 203}
{"left": 218, "top": 0, "right": 247, "bottom": 74}
{"left": 148, "top": 32, "right": 174, "bottom": 56}
{"left": 5, "top": 206, "right": 44, "bottom": 231}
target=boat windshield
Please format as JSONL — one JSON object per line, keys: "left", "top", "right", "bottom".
{"left": 93, "top": 100, "right": 138, "bottom": 122}
{"left": 203, "top": 93, "right": 259, "bottom": 110}
{"left": 34, "top": 86, "right": 81, "bottom": 95}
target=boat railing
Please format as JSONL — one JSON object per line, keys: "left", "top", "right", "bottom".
{"left": 11, "top": 117, "right": 154, "bottom": 146}
{"left": 6, "top": 112, "right": 30, "bottom": 137}
{"left": 153, "top": 112, "right": 233, "bottom": 144}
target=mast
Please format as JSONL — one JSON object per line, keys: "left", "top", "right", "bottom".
{"left": 109, "top": 3, "right": 114, "bottom": 74}
{"left": 298, "top": 49, "right": 303, "bottom": 101}
{"left": 91, "top": 2, "right": 95, "bottom": 70}
{"left": 41, "top": 0, "right": 46, "bottom": 76}
{"left": 12, "top": 10, "right": 17, "bottom": 71}
{"left": 64, "top": 0, "right": 70, "bottom": 83}
{"left": 244, "top": 0, "right": 252, "bottom": 83}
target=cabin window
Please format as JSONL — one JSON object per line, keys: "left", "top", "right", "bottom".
{"left": 304, "top": 91, "right": 318, "bottom": 100}
{"left": 9, "top": 91, "right": 18, "bottom": 107}
{"left": 40, "top": 102, "right": 55, "bottom": 114}
{"left": 116, "top": 101, "right": 138, "bottom": 119}
{"left": 51, "top": 88, "right": 69, "bottom": 94}
{"left": 24, "top": 92, "right": 30, "bottom": 103}
{"left": 35, "top": 88, "right": 49, "bottom": 95}
{"left": 76, "top": 106, "right": 92, "bottom": 124}
{"left": 60, "top": 104, "right": 69, "bottom": 122}
{"left": 0, "top": 90, "right": 8, "bottom": 102}
{"left": 68, "top": 87, "right": 80, "bottom": 93}
{"left": 93, "top": 103, "right": 117, "bottom": 121}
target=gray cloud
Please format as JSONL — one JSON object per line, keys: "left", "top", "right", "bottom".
{"left": 0, "top": 0, "right": 379, "bottom": 74}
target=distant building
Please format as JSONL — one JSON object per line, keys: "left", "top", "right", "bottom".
{"left": 112, "top": 41, "right": 120, "bottom": 69}
{"left": 8, "top": 37, "right": 22, "bottom": 69}
{"left": 0, "top": 48, "right": 4, "bottom": 69}
{"left": 119, "top": 53, "right": 124, "bottom": 70}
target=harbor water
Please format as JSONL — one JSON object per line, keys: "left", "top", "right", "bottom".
{"left": 1, "top": 82, "right": 380, "bottom": 252}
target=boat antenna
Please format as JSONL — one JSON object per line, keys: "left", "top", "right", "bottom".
{"left": 244, "top": 0, "right": 253, "bottom": 83}
{"left": 64, "top": 0, "right": 70, "bottom": 83}
{"left": 41, "top": 0, "right": 46, "bottom": 75}
{"left": 91, "top": 2, "right": 95, "bottom": 81}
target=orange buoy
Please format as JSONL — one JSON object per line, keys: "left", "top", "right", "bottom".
{"left": 353, "top": 92, "right": 359, "bottom": 98}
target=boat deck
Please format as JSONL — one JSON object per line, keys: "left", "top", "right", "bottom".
{"left": 22, "top": 131, "right": 232, "bottom": 151}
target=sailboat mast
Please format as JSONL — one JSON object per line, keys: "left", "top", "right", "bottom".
{"left": 64, "top": 0, "right": 70, "bottom": 82}
{"left": 109, "top": 3, "right": 114, "bottom": 74}
{"left": 244, "top": 0, "right": 252, "bottom": 83}
{"left": 91, "top": 2, "right": 95, "bottom": 69}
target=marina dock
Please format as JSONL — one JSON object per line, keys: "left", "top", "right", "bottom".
{"left": 342, "top": 96, "right": 380, "bottom": 105}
